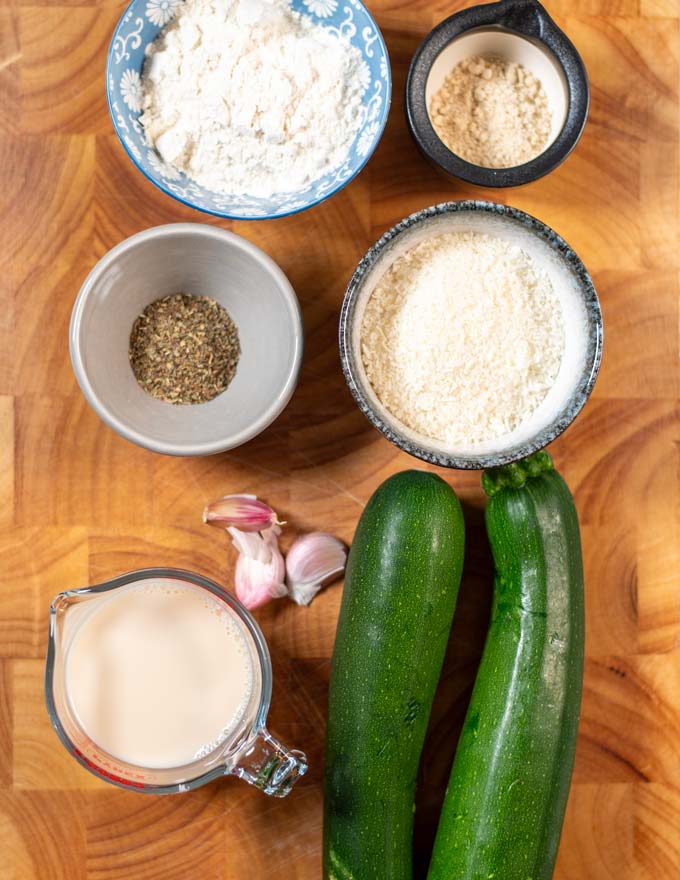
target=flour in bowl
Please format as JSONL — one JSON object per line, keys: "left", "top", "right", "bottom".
{"left": 139, "top": 0, "right": 369, "bottom": 197}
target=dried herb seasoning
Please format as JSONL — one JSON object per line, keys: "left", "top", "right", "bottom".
{"left": 129, "top": 293, "right": 240, "bottom": 405}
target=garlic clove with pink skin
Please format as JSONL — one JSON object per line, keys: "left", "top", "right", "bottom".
{"left": 285, "top": 532, "right": 346, "bottom": 606}
{"left": 227, "top": 525, "right": 281, "bottom": 561}
{"left": 203, "top": 494, "right": 279, "bottom": 533}
{"left": 234, "top": 552, "right": 287, "bottom": 610}
{"left": 228, "top": 526, "right": 287, "bottom": 610}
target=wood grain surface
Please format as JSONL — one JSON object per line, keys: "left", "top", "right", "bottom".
{"left": 1, "top": 0, "right": 679, "bottom": 877}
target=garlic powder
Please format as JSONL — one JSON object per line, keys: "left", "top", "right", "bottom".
{"left": 429, "top": 55, "right": 552, "bottom": 168}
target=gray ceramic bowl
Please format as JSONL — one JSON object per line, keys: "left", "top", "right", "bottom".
{"left": 70, "top": 224, "right": 303, "bottom": 456}
{"left": 339, "top": 201, "right": 603, "bottom": 470}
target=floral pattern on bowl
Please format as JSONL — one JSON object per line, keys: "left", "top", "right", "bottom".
{"left": 106, "top": 0, "right": 391, "bottom": 220}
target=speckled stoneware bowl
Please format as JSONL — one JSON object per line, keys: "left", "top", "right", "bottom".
{"left": 106, "top": 0, "right": 391, "bottom": 220}
{"left": 339, "top": 201, "right": 603, "bottom": 470}
{"left": 406, "top": 0, "right": 589, "bottom": 187}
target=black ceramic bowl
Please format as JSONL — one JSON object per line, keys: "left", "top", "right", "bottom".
{"left": 406, "top": 0, "right": 589, "bottom": 187}
{"left": 339, "top": 201, "right": 603, "bottom": 470}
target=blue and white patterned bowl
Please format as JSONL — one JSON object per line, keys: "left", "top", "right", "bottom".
{"left": 106, "top": 0, "right": 391, "bottom": 220}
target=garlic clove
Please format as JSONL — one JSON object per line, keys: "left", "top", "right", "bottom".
{"left": 203, "top": 494, "right": 279, "bottom": 533}
{"left": 227, "top": 524, "right": 281, "bottom": 562}
{"left": 234, "top": 548, "right": 287, "bottom": 610}
{"left": 229, "top": 524, "right": 287, "bottom": 610}
{"left": 285, "top": 532, "right": 346, "bottom": 606}
{"left": 227, "top": 526, "right": 267, "bottom": 561}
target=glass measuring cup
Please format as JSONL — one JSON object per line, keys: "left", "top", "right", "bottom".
{"left": 45, "top": 567, "right": 308, "bottom": 796}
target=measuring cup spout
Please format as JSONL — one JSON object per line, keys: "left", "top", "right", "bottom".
{"left": 50, "top": 591, "right": 77, "bottom": 612}
{"left": 49, "top": 586, "right": 104, "bottom": 631}
{"left": 230, "top": 729, "right": 308, "bottom": 797}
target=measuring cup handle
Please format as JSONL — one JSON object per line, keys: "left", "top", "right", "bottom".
{"left": 230, "top": 729, "right": 308, "bottom": 797}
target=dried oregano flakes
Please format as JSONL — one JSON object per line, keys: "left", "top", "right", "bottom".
{"left": 129, "top": 293, "right": 241, "bottom": 405}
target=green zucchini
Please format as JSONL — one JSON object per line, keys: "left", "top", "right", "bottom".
{"left": 324, "top": 470, "right": 465, "bottom": 880}
{"left": 428, "top": 451, "right": 585, "bottom": 880}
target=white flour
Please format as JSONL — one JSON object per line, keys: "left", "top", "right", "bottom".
{"left": 140, "top": 0, "right": 368, "bottom": 197}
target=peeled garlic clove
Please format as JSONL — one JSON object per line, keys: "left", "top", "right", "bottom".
{"left": 203, "top": 494, "right": 278, "bottom": 533}
{"left": 286, "top": 532, "right": 346, "bottom": 606}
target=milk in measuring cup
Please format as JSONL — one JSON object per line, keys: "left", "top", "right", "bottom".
{"left": 64, "top": 579, "right": 257, "bottom": 769}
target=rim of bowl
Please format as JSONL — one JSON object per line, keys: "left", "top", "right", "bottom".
{"left": 405, "top": 0, "right": 590, "bottom": 188}
{"left": 339, "top": 200, "right": 603, "bottom": 470}
{"left": 70, "top": 223, "right": 304, "bottom": 457}
{"left": 105, "top": 0, "right": 392, "bottom": 221}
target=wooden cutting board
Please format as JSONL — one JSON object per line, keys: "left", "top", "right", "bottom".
{"left": 0, "top": 0, "right": 678, "bottom": 877}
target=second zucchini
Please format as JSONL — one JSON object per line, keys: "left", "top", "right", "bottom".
{"left": 428, "top": 451, "right": 585, "bottom": 880}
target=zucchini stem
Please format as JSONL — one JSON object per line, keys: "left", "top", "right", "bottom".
{"left": 482, "top": 450, "right": 554, "bottom": 497}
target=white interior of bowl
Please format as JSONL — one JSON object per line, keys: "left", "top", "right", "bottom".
{"left": 425, "top": 28, "right": 569, "bottom": 153}
{"left": 71, "top": 226, "right": 302, "bottom": 455}
{"left": 350, "top": 211, "right": 590, "bottom": 459}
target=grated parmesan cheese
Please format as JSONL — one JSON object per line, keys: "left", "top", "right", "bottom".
{"left": 360, "top": 231, "right": 565, "bottom": 448}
